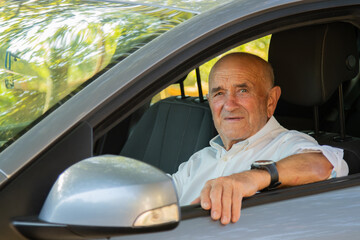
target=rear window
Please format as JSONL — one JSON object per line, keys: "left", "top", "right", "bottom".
{"left": 152, "top": 35, "right": 271, "bottom": 103}
{"left": 0, "top": 0, "right": 194, "bottom": 150}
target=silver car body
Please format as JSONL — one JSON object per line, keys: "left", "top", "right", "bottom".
{"left": 1, "top": 0, "right": 360, "bottom": 239}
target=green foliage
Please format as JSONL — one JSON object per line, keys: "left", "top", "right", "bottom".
{"left": 0, "top": 0, "right": 193, "bottom": 148}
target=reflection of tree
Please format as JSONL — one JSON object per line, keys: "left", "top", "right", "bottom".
{"left": 124, "top": 0, "right": 234, "bottom": 12}
{"left": 0, "top": 0, "right": 194, "bottom": 146}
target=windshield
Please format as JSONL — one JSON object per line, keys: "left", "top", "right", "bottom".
{"left": 0, "top": 0, "right": 194, "bottom": 150}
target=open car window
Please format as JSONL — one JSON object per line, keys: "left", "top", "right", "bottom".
{"left": 121, "top": 24, "right": 360, "bottom": 179}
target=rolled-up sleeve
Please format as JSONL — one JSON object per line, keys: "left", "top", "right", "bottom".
{"left": 297, "top": 145, "right": 348, "bottom": 177}
{"left": 277, "top": 131, "right": 349, "bottom": 178}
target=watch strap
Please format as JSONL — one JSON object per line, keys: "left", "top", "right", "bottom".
{"left": 262, "top": 163, "right": 281, "bottom": 191}
{"left": 251, "top": 161, "right": 281, "bottom": 191}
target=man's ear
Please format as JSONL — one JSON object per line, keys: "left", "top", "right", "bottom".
{"left": 267, "top": 86, "right": 281, "bottom": 118}
{"left": 207, "top": 93, "right": 214, "bottom": 112}
{"left": 206, "top": 93, "right": 212, "bottom": 105}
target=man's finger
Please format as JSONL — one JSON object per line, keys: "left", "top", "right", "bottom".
{"left": 231, "top": 185, "right": 242, "bottom": 223}
{"left": 209, "top": 181, "right": 223, "bottom": 221}
{"left": 191, "top": 197, "right": 201, "bottom": 205}
{"left": 200, "top": 182, "right": 212, "bottom": 210}
{"left": 221, "top": 182, "right": 232, "bottom": 225}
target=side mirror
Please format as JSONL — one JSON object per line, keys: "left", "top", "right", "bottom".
{"left": 13, "top": 156, "right": 180, "bottom": 240}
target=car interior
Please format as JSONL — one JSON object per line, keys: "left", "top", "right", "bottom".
{"left": 94, "top": 21, "right": 360, "bottom": 177}
{"left": 270, "top": 22, "right": 360, "bottom": 175}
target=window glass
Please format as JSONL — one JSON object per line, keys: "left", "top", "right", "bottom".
{"left": 152, "top": 35, "right": 271, "bottom": 103}
{"left": 124, "top": 0, "right": 235, "bottom": 12}
{"left": 0, "top": 0, "right": 194, "bottom": 150}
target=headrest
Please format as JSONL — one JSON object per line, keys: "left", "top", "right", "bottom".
{"left": 269, "top": 22, "right": 359, "bottom": 106}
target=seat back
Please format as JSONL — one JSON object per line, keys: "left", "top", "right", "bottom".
{"left": 120, "top": 96, "right": 217, "bottom": 174}
{"left": 270, "top": 23, "right": 358, "bottom": 107}
{"left": 269, "top": 22, "right": 360, "bottom": 174}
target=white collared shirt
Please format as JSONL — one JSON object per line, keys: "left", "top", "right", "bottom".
{"left": 172, "top": 117, "right": 348, "bottom": 205}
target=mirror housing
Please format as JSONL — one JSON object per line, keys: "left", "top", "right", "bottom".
{"left": 13, "top": 155, "right": 180, "bottom": 240}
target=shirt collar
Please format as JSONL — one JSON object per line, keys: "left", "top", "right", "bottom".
{"left": 210, "top": 116, "right": 282, "bottom": 152}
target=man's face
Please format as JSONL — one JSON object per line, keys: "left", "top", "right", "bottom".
{"left": 208, "top": 57, "right": 273, "bottom": 150}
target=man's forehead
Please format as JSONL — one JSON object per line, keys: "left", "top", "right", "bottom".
{"left": 212, "top": 69, "right": 247, "bottom": 77}
{"left": 211, "top": 69, "right": 257, "bottom": 84}
{"left": 211, "top": 67, "right": 259, "bottom": 79}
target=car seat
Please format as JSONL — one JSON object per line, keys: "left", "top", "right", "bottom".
{"left": 269, "top": 22, "right": 360, "bottom": 174}
{"left": 120, "top": 75, "right": 217, "bottom": 174}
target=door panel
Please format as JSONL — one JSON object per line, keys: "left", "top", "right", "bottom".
{"left": 118, "top": 186, "right": 360, "bottom": 240}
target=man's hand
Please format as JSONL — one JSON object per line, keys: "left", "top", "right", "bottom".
{"left": 191, "top": 170, "right": 270, "bottom": 225}
{"left": 191, "top": 153, "right": 333, "bottom": 225}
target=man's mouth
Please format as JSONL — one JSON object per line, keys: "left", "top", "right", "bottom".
{"left": 224, "top": 116, "right": 244, "bottom": 121}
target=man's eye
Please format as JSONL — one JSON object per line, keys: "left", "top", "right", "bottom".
{"left": 214, "top": 92, "right": 223, "bottom": 97}
{"left": 240, "top": 89, "right": 248, "bottom": 93}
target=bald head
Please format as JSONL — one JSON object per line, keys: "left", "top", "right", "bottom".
{"left": 209, "top": 52, "right": 275, "bottom": 89}
{"left": 207, "top": 52, "right": 281, "bottom": 150}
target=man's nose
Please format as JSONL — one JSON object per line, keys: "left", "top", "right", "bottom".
{"left": 223, "top": 94, "right": 238, "bottom": 111}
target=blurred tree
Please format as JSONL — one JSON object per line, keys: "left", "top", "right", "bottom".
{"left": 0, "top": 0, "right": 193, "bottom": 147}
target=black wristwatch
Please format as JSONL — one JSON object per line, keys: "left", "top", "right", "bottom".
{"left": 251, "top": 160, "right": 281, "bottom": 191}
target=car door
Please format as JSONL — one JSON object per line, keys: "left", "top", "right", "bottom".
{"left": 1, "top": 0, "right": 360, "bottom": 239}
{"left": 118, "top": 184, "right": 360, "bottom": 240}
{"left": 111, "top": 1, "right": 360, "bottom": 239}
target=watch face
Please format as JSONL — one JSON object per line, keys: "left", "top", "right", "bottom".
{"left": 254, "top": 160, "right": 275, "bottom": 166}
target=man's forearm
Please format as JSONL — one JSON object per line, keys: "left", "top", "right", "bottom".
{"left": 196, "top": 152, "right": 334, "bottom": 225}
{"left": 232, "top": 152, "right": 334, "bottom": 192}
{"left": 276, "top": 152, "right": 333, "bottom": 187}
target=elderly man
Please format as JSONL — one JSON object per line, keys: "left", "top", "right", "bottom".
{"left": 172, "top": 52, "right": 348, "bottom": 225}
